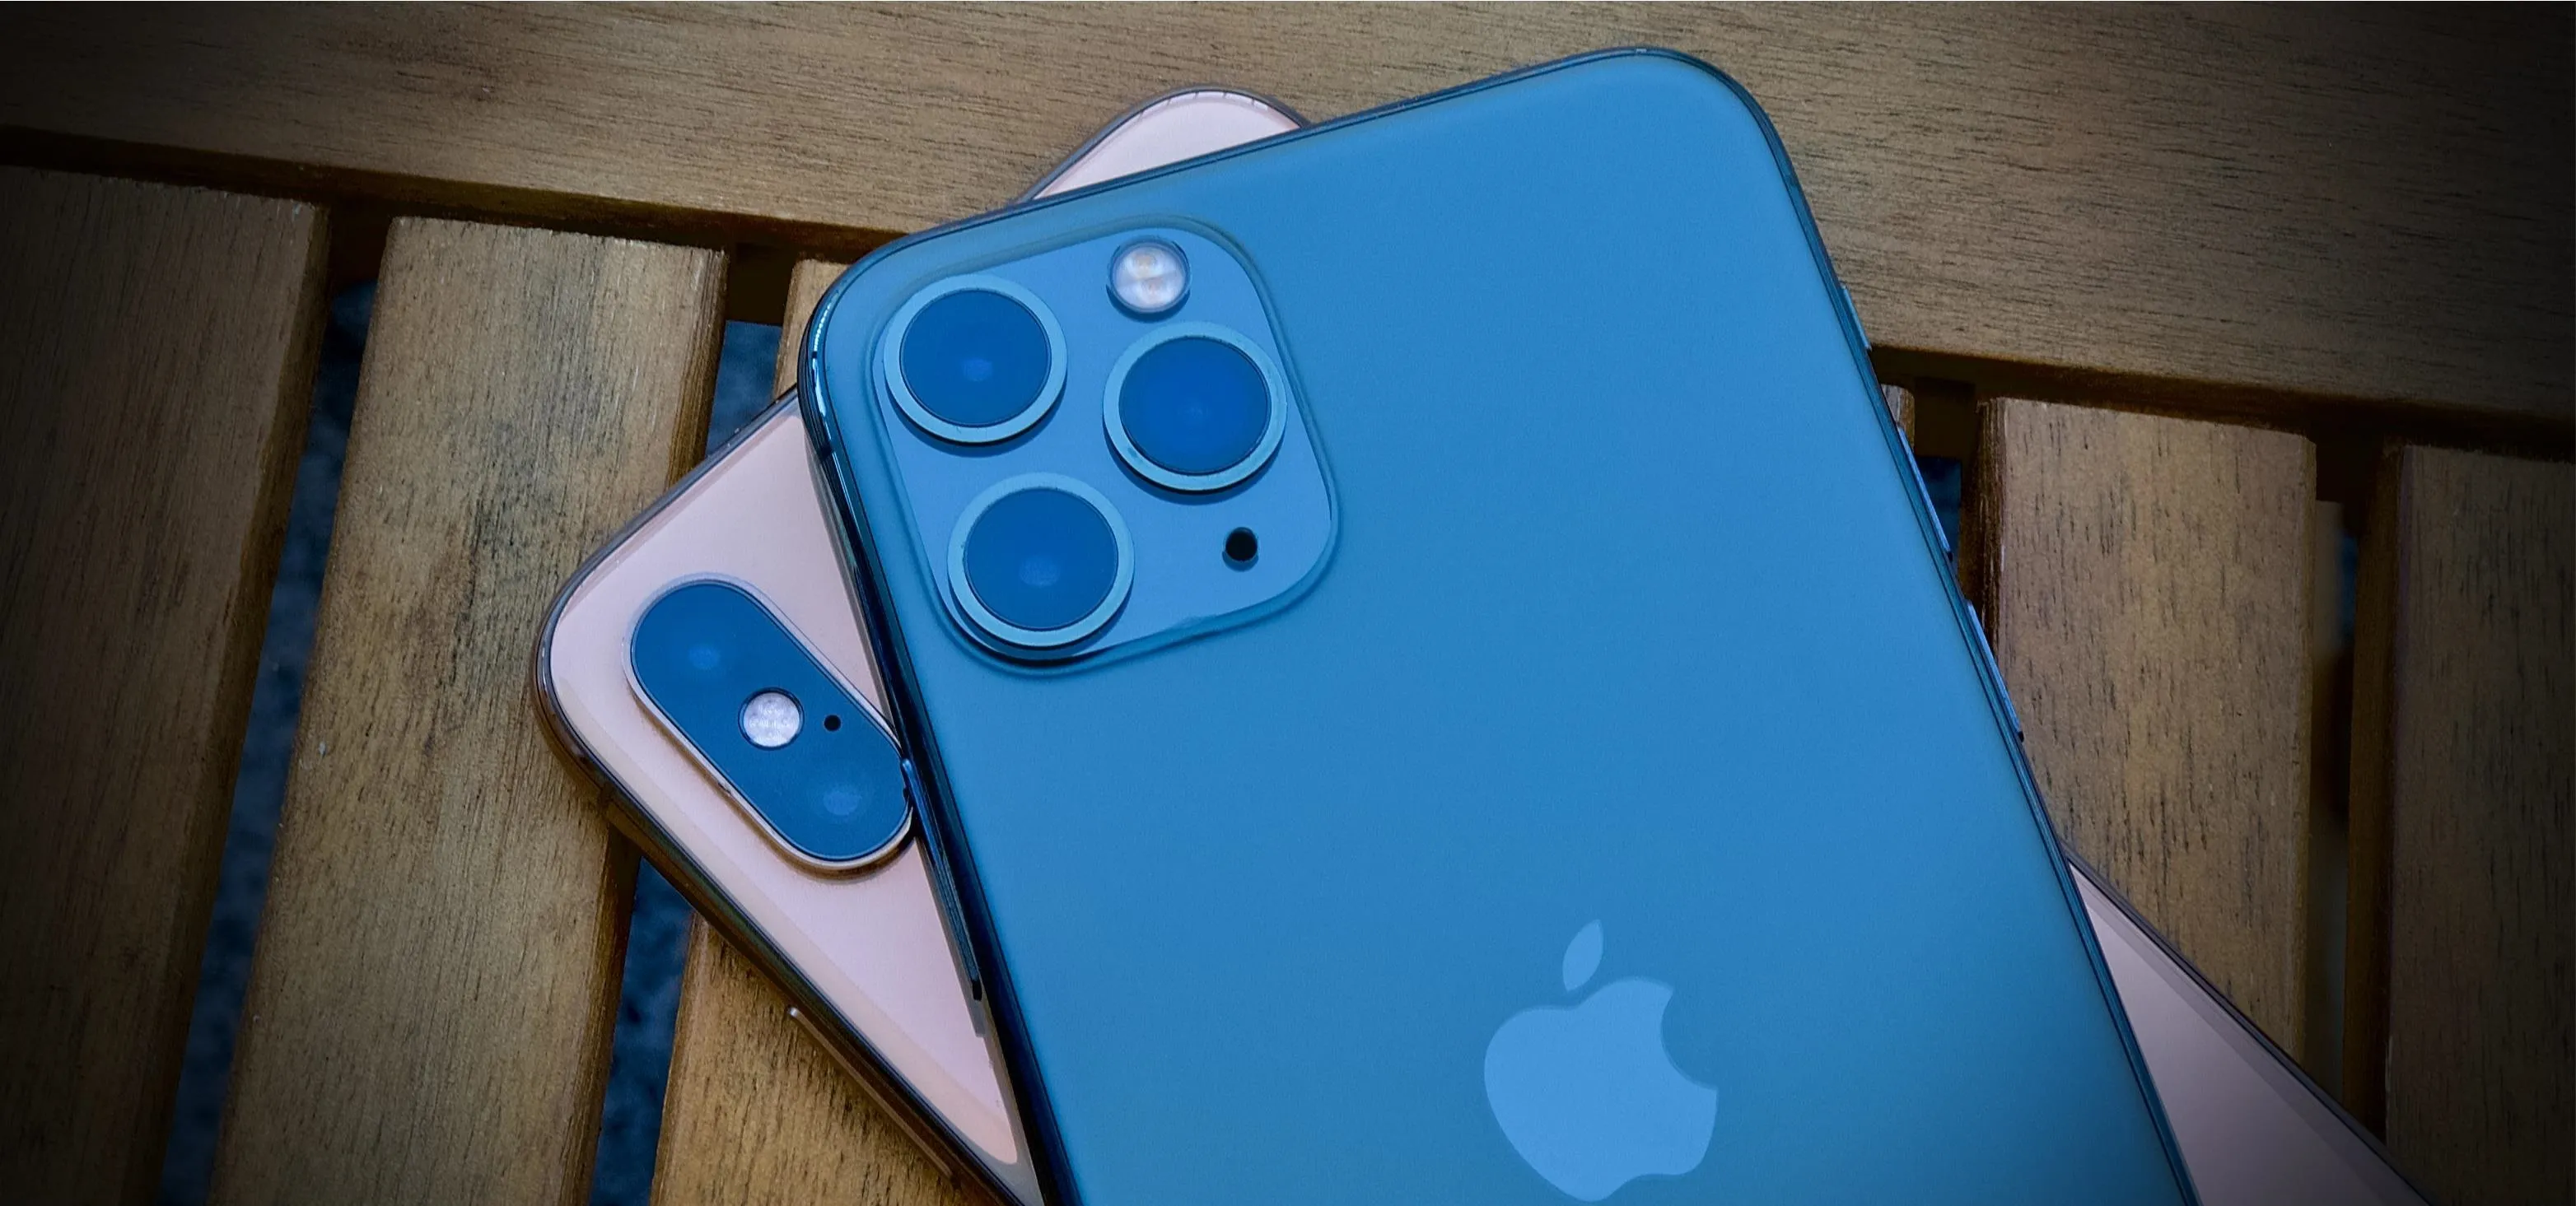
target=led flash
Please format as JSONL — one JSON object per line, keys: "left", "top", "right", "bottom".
{"left": 1110, "top": 239, "right": 1188, "bottom": 316}
{"left": 740, "top": 689, "right": 802, "bottom": 748}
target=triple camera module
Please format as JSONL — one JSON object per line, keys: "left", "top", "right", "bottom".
{"left": 875, "top": 228, "right": 1332, "bottom": 661}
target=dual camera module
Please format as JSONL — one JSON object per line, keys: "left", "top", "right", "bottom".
{"left": 876, "top": 229, "right": 1327, "bottom": 659}
{"left": 631, "top": 580, "right": 910, "bottom": 869}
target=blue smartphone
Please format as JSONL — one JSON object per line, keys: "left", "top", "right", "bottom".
{"left": 801, "top": 49, "right": 2196, "bottom": 1205}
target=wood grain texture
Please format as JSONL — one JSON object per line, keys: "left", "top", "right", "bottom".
{"left": 646, "top": 254, "right": 950, "bottom": 1206}
{"left": 774, "top": 258, "right": 852, "bottom": 397}
{"left": 2355, "top": 447, "right": 2570, "bottom": 1205}
{"left": 1969, "top": 398, "right": 2317, "bottom": 1054}
{"left": 0, "top": 5, "right": 2564, "bottom": 426}
{"left": 0, "top": 170, "right": 324, "bottom": 1206}
{"left": 651, "top": 920, "right": 968, "bottom": 1206}
{"left": 1880, "top": 384, "right": 1915, "bottom": 442}
{"left": 207, "top": 219, "right": 721, "bottom": 1206}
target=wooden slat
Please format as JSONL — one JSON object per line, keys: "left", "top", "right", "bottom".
{"left": 650, "top": 254, "right": 942, "bottom": 1206}
{"left": 0, "top": 7, "right": 2565, "bottom": 428}
{"left": 651, "top": 922, "right": 966, "bottom": 1206}
{"left": 2298, "top": 496, "right": 2348, "bottom": 1101}
{"left": 772, "top": 258, "right": 853, "bottom": 399}
{"left": 1881, "top": 384, "right": 1916, "bottom": 442}
{"left": 0, "top": 170, "right": 324, "bottom": 1206}
{"left": 2348, "top": 446, "right": 2570, "bottom": 1206}
{"left": 1967, "top": 398, "right": 2317, "bottom": 1055}
{"left": 208, "top": 219, "right": 721, "bottom": 1204}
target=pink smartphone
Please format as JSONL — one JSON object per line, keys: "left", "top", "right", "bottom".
{"left": 535, "top": 88, "right": 1303, "bottom": 1205}
{"left": 2077, "top": 865, "right": 2423, "bottom": 1204}
{"left": 540, "top": 85, "right": 2418, "bottom": 1206}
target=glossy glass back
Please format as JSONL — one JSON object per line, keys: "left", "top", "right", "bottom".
{"left": 808, "top": 51, "right": 2192, "bottom": 1205}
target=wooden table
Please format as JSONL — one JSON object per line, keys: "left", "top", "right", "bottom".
{"left": 2, "top": 7, "right": 2565, "bottom": 1204}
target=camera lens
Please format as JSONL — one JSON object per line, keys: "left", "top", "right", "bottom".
{"left": 886, "top": 277, "right": 1064, "bottom": 444}
{"left": 950, "top": 475, "right": 1132, "bottom": 650}
{"left": 1104, "top": 324, "right": 1285, "bottom": 492}
{"left": 819, "top": 784, "right": 867, "bottom": 819}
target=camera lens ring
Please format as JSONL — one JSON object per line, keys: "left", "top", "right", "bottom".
{"left": 946, "top": 473, "right": 1134, "bottom": 650}
{"left": 880, "top": 273, "right": 1067, "bottom": 445}
{"left": 1101, "top": 322, "right": 1288, "bottom": 494}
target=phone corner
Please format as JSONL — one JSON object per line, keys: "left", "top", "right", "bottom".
{"left": 1561, "top": 45, "right": 1773, "bottom": 126}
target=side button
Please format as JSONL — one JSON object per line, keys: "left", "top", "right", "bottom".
{"left": 903, "top": 757, "right": 985, "bottom": 1002}
{"left": 1895, "top": 421, "right": 1950, "bottom": 558}
{"left": 794, "top": 385, "right": 829, "bottom": 455}
{"left": 1963, "top": 603, "right": 2023, "bottom": 741}
{"left": 1840, "top": 282, "right": 1869, "bottom": 349}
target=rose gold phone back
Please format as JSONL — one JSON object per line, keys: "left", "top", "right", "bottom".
{"left": 2081, "top": 875, "right": 2424, "bottom": 1204}
{"left": 543, "top": 406, "right": 1023, "bottom": 1172}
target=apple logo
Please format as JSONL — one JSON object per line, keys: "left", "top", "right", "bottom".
{"left": 1483, "top": 921, "right": 1718, "bottom": 1201}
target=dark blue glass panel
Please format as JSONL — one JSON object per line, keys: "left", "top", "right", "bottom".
{"left": 630, "top": 581, "right": 907, "bottom": 864}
